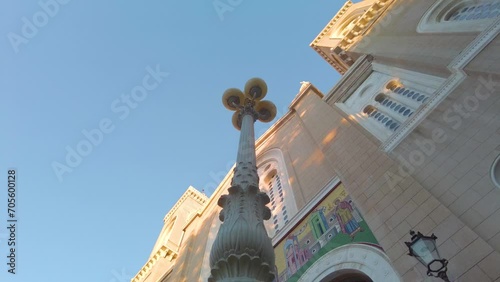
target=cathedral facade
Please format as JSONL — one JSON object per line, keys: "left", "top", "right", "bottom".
{"left": 132, "top": 0, "right": 500, "bottom": 281}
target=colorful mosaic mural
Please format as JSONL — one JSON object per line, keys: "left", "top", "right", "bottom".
{"left": 273, "top": 183, "right": 379, "bottom": 282}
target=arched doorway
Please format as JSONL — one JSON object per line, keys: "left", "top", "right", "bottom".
{"left": 297, "top": 244, "right": 402, "bottom": 282}
{"left": 321, "top": 269, "right": 374, "bottom": 282}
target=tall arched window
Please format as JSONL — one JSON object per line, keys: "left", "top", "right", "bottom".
{"left": 418, "top": 0, "right": 500, "bottom": 33}
{"left": 257, "top": 149, "right": 297, "bottom": 237}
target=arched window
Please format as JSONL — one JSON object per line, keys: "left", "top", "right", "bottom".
{"left": 334, "top": 61, "right": 444, "bottom": 147}
{"left": 257, "top": 149, "right": 298, "bottom": 237}
{"left": 386, "top": 82, "right": 429, "bottom": 104}
{"left": 359, "top": 78, "right": 431, "bottom": 138}
{"left": 363, "top": 105, "right": 400, "bottom": 132}
{"left": 375, "top": 93, "right": 415, "bottom": 117}
{"left": 418, "top": 0, "right": 500, "bottom": 33}
{"left": 446, "top": 2, "right": 500, "bottom": 22}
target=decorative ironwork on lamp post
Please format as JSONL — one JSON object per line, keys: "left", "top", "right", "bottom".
{"left": 209, "top": 78, "right": 277, "bottom": 282}
{"left": 405, "top": 230, "right": 451, "bottom": 282}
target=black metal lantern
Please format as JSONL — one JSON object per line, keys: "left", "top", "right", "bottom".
{"left": 405, "top": 230, "right": 450, "bottom": 282}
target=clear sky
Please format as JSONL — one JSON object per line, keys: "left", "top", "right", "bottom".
{"left": 1, "top": 0, "right": 343, "bottom": 281}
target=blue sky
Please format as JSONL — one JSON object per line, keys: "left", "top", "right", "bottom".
{"left": 1, "top": 0, "right": 343, "bottom": 281}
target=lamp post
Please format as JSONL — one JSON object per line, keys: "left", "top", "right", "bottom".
{"left": 405, "top": 230, "right": 451, "bottom": 282}
{"left": 209, "top": 78, "right": 277, "bottom": 282}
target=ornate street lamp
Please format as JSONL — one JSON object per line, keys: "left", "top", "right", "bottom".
{"left": 209, "top": 78, "right": 277, "bottom": 282}
{"left": 405, "top": 230, "right": 451, "bottom": 282}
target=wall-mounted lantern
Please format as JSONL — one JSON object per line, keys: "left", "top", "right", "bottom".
{"left": 405, "top": 230, "right": 450, "bottom": 282}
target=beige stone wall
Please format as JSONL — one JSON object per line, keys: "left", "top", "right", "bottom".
{"left": 387, "top": 74, "right": 500, "bottom": 281}
{"left": 256, "top": 91, "right": 338, "bottom": 209}
{"left": 349, "top": 0, "right": 478, "bottom": 77}
{"left": 279, "top": 80, "right": 498, "bottom": 281}
{"left": 164, "top": 211, "right": 218, "bottom": 281}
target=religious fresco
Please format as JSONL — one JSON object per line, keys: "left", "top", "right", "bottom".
{"left": 273, "top": 183, "right": 379, "bottom": 282}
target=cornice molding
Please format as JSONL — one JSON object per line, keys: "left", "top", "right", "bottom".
{"left": 163, "top": 186, "right": 208, "bottom": 223}
{"left": 338, "top": 0, "right": 395, "bottom": 51}
{"left": 131, "top": 245, "right": 178, "bottom": 282}
{"left": 311, "top": 47, "right": 348, "bottom": 74}
{"left": 310, "top": 0, "right": 394, "bottom": 74}
{"left": 310, "top": 1, "right": 353, "bottom": 74}
{"left": 311, "top": 1, "right": 353, "bottom": 45}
